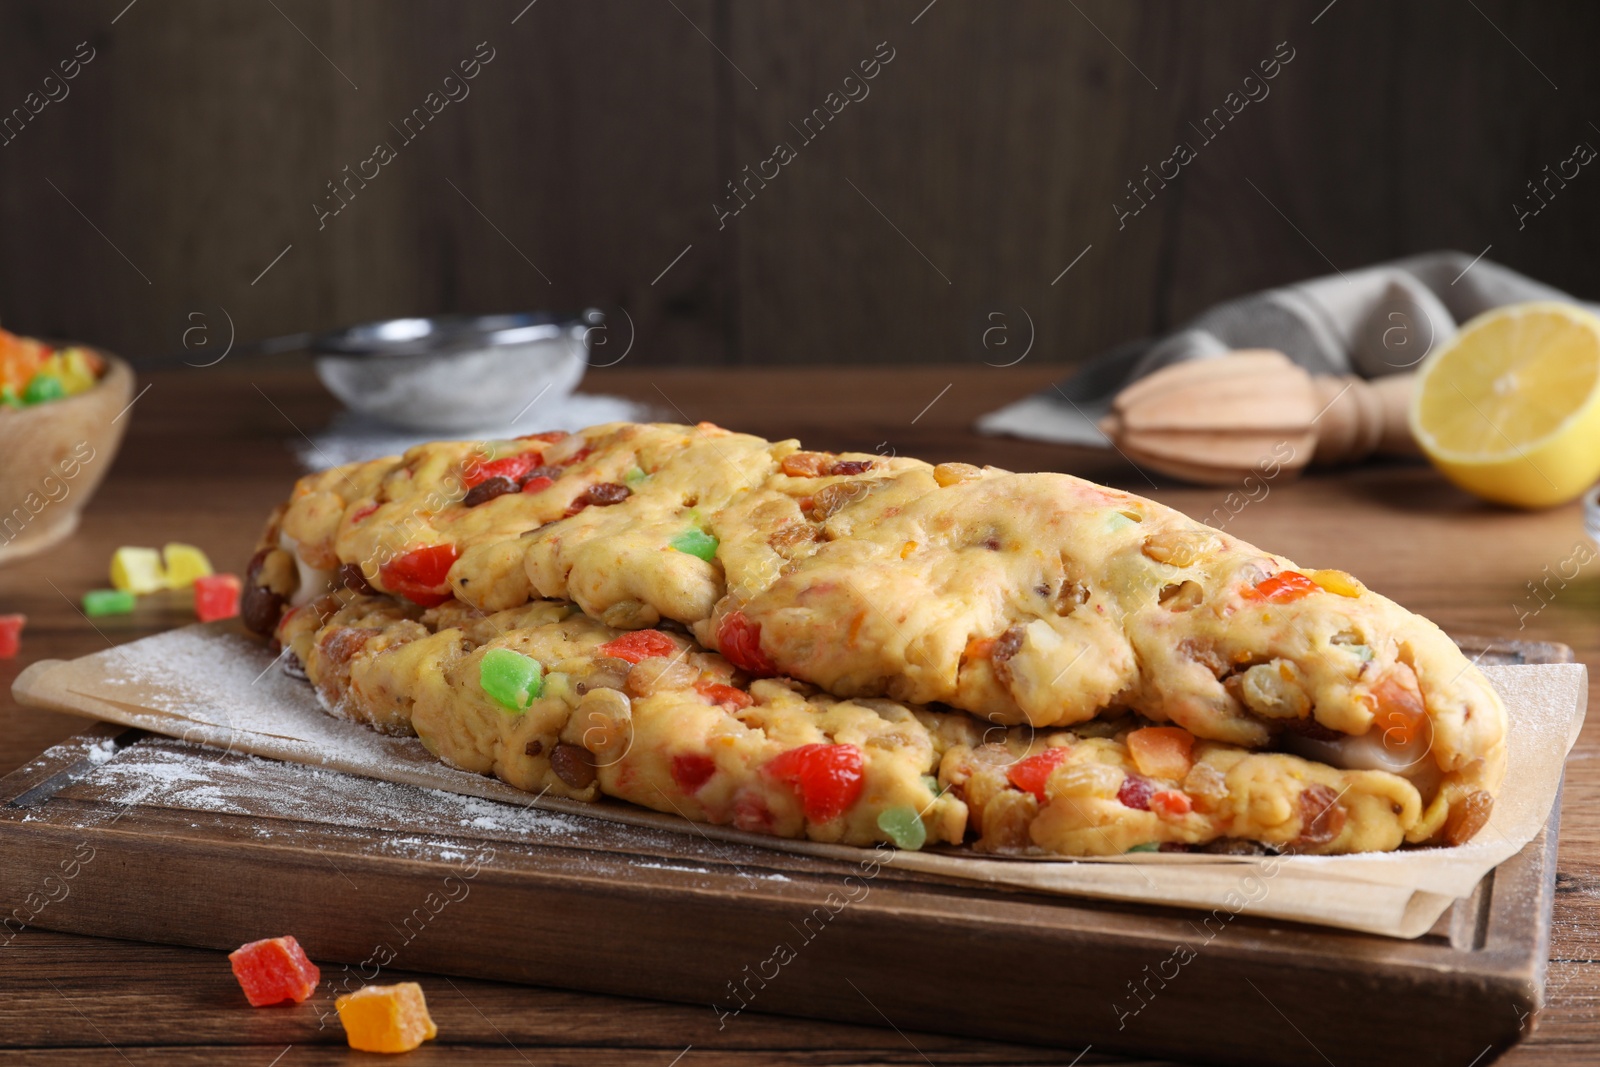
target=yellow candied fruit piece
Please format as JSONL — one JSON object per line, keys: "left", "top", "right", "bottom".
{"left": 900, "top": 540, "right": 918, "bottom": 559}
{"left": 110, "top": 547, "right": 167, "bottom": 595}
{"left": 162, "top": 543, "right": 214, "bottom": 589}
{"left": 1307, "top": 568, "right": 1365, "bottom": 598}
{"left": 336, "top": 981, "right": 438, "bottom": 1054}
{"left": 58, "top": 349, "right": 99, "bottom": 395}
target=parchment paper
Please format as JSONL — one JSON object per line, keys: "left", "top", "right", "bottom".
{"left": 11, "top": 622, "right": 1586, "bottom": 939}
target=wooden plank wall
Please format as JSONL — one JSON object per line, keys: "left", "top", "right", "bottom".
{"left": 0, "top": 0, "right": 1595, "bottom": 368}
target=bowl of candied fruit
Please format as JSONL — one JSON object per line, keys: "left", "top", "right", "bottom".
{"left": 0, "top": 326, "right": 134, "bottom": 564}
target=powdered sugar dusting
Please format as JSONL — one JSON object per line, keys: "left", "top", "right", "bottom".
{"left": 55, "top": 625, "right": 795, "bottom": 874}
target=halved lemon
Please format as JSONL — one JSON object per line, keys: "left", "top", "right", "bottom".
{"left": 1410, "top": 301, "right": 1600, "bottom": 508}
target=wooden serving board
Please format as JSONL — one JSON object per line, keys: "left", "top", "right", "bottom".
{"left": 0, "top": 636, "right": 1570, "bottom": 1067}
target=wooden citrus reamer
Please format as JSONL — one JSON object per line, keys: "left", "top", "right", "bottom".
{"left": 1097, "top": 350, "right": 1418, "bottom": 485}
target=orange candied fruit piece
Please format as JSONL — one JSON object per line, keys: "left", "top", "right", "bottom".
{"left": 229, "top": 935, "right": 320, "bottom": 1007}
{"left": 1243, "top": 571, "right": 1319, "bottom": 603}
{"left": 1126, "top": 726, "right": 1195, "bottom": 780}
{"left": 336, "top": 981, "right": 438, "bottom": 1053}
{"left": 1149, "top": 790, "right": 1192, "bottom": 819}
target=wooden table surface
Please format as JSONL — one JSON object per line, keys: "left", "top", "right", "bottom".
{"left": 1, "top": 361, "right": 1596, "bottom": 1066}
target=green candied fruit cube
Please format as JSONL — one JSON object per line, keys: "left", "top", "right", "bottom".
{"left": 0, "top": 384, "right": 21, "bottom": 408}
{"left": 479, "top": 647, "right": 543, "bottom": 712}
{"left": 82, "top": 588, "right": 136, "bottom": 616}
{"left": 920, "top": 775, "right": 940, "bottom": 795}
{"left": 23, "top": 373, "right": 65, "bottom": 405}
{"left": 669, "top": 528, "right": 719, "bottom": 562}
{"left": 876, "top": 805, "right": 927, "bottom": 851}
{"left": 1125, "top": 842, "right": 1161, "bottom": 854}
{"left": 623, "top": 466, "right": 649, "bottom": 487}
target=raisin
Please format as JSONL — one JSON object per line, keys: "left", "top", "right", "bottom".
{"left": 579, "top": 483, "right": 631, "bottom": 507}
{"left": 339, "top": 563, "right": 374, "bottom": 595}
{"left": 768, "top": 523, "right": 821, "bottom": 556}
{"left": 464, "top": 476, "right": 518, "bottom": 508}
{"left": 1281, "top": 716, "right": 1343, "bottom": 743}
{"left": 811, "top": 480, "right": 869, "bottom": 520}
{"left": 1202, "top": 838, "right": 1277, "bottom": 856}
{"left": 1293, "top": 784, "right": 1347, "bottom": 847}
{"left": 1445, "top": 789, "right": 1494, "bottom": 846}
{"left": 780, "top": 452, "right": 831, "bottom": 477}
{"left": 240, "top": 583, "right": 285, "bottom": 637}
{"left": 1117, "top": 774, "right": 1154, "bottom": 810}
{"left": 518, "top": 465, "right": 562, "bottom": 485}
{"left": 1055, "top": 581, "right": 1091, "bottom": 615}
{"left": 550, "top": 742, "right": 597, "bottom": 788}
{"left": 990, "top": 624, "right": 1026, "bottom": 687}
{"left": 320, "top": 628, "right": 371, "bottom": 666}
{"left": 245, "top": 547, "right": 272, "bottom": 584}
{"left": 282, "top": 652, "right": 308, "bottom": 681}
{"left": 524, "top": 739, "right": 544, "bottom": 758}
{"left": 1158, "top": 580, "right": 1204, "bottom": 612}
{"left": 828, "top": 459, "right": 874, "bottom": 476}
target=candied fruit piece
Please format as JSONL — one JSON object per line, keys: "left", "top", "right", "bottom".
{"left": 110, "top": 546, "right": 166, "bottom": 595}
{"left": 1149, "top": 790, "right": 1192, "bottom": 819}
{"left": 693, "top": 679, "right": 752, "bottom": 710}
{"left": 671, "top": 753, "right": 718, "bottom": 793}
{"left": 83, "top": 589, "right": 135, "bottom": 616}
{"left": 716, "top": 611, "right": 776, "bottom": 676}
{"left": 57, "top": 348, "right": 99, "bottom": 394}
{"left": 876, "top": 805, "right": 927, "bottom": 850}
{"left": 0, "top": 614, "right": 23, "bottom": 658}
{"left": 336, "top": 981, "right": 437, "bottom": 1053}
{"left": 480, "top": 647, "right": 543, "bottom": 711}
{"left": 595, "top": 629, "right": 678, "bottom": 664}
{"left": 669, "top": 527, "right": 719, "bottom": 562}
{"left": 162, "top": 542, "right": 214, "bottom": 588}
{"left": 1244, "top": 571, "right": 1319, "bottom": 603}
{"left": 23, "top": 372, "right": 65, "bottom": 405}
{"left": 379, "top": 544, "right": 459, "bottom": 607}
{"left": 229, "top": 935, "right": 320, "bottom": 1007}
{"left": 1006, "top": 747, "right": 1071, "bottom": 803}
{"left": 765, "top": 743, "right": 864, "bottom": 822}
{"left": 1126, "top": 727, "right": 1195, "bottom": 780}
{"left": 194, "top": 574, "right": 242, "bottom": 622}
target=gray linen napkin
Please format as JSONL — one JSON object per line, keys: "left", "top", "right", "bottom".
{"left": 977, "top": 251, "right": 1590, "bottom": 447}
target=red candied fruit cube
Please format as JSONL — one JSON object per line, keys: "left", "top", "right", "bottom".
{"left": 229, "top": 935, "right": 321, "bottom": 1007}
{"left": 1006, "top": 746, "right": 1071, "bottom": 803}
{"left": 379, "top": 545, "right": 459, "bottom": 607}
{"left": 0, "top": 614, "right": 24, "bottom": 659}
{"left": 194, "top": 575, "right": 242, "bottom": 622}
{"left": 671, "top": 753, "right": 718, "bottom": 794}
{"left": 765, "top": 743, "right": 864, "bottom": 822}
{"left": 595, "top": 629, "right": 679, "bottom": 664}
{"left": 694, "top": 679, "right": 752, "bottom": 710}
{"left": 716, "top": 611, "right": 776, "bottom": 676}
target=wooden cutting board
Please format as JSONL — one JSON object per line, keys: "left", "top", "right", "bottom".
{"left": 0, "top": 636, "right": 1569, "bottom": 1067}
